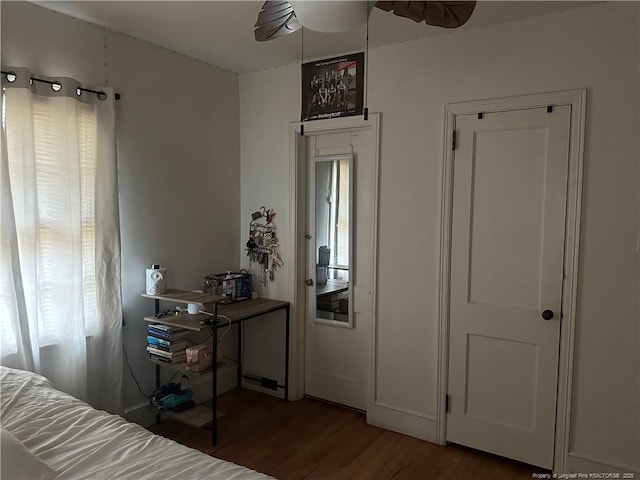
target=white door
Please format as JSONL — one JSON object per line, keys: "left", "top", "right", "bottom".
{"left": 304, "top": 130, "right": 375, "bottom": 411}
{"left": 447, "top": 106, "right": 571, "bottom": 468}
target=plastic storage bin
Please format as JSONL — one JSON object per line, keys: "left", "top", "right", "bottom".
{"left": 204, "top": 272, "right": 252, "bottom": 303}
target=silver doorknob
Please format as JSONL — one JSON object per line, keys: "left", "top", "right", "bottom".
{"left": 541, "top": 309, "right": 554, "bottom": 320}
{"left": 305, "top": 278, "right": 314, "bottom": 286}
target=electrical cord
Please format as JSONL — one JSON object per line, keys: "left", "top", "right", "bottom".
{"left": 215, "top": 314, "right": 232, "bottom": 342}
{"left": 218, "top": 315, "right": 237, "bottom": 364}
{"left": 198, "top": 311, "right": 232, "bottom": 343}
{"left": 123, "top": 343, "right": 186, "bottom": 399}
{"left": 122, "top": 342, "right": 149, "bottom": 399}
{"left": 126, "top": 311, "right": 232, "bottom": 399}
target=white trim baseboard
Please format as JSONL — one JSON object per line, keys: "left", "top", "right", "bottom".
{"left": 124, "top": 400, "right": 149, "bottom": 415}
{"left": 566, "top": 452, "right": 639, "bottom": 475}
{"left": 188, "top": 361, "right": 238, "bottom": 402}
{"left": 370, "top": 401, "right": 437, "bottom": 442}
{"left": 241, "top": 379, "right": 285, "bottom": 399}
{"left": 373, "top": 401, "right": 436, "bottom": 421}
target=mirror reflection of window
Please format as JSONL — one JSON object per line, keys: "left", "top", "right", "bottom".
{"left": 330, "top": 159, "right": 349, "bottom": 281}
{"left": 314, "top": 155, "right": 352, "bottom": 327}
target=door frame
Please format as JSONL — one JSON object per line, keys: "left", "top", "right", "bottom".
{"left": 287, "top": 114, "right": 380, "bottom": 414}
{"left": 436, "top": 90, "right": 587, "bottom": 472}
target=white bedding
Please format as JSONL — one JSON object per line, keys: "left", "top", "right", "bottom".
{"left": 0, "top": 367, "right": 273, "bottom": 480}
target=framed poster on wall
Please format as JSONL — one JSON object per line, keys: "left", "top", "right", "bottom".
{"left": 301, "top": 52, "right": 364, "bottom": 121}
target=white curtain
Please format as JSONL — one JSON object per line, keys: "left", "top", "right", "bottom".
{"left": 0, "top": 67, "right": 123, "bottom": 413}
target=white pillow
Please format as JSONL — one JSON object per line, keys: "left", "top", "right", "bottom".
{"left": 1, "top": 428, "right": 58, "bottom": 480}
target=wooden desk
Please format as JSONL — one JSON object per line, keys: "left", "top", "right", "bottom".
{"left": 143, "top": 293, "right": 289, "bottom": 446}
{"left": 218, "top": 298, "right": 289, "bottom": 323}
{"left": 217, "top": 298, "right": 290, "bottom": 401}
{"left": 316, "top": 280, "right": 349, "bottom": 297}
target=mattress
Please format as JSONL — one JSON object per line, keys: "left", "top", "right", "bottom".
{"left": 0, "top": 366, "right": 272, "bottom": 479}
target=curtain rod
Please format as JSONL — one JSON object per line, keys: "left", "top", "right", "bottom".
{"left": 1, "top": 70, "right": 121, "bottom": 101}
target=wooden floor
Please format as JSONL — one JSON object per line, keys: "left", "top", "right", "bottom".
{"left": 149, "top": 389, "right": 546, "bottom": 480}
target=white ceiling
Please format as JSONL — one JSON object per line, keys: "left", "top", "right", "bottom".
{"left": 31, "top": 1, "right": 596, "bottom": 74}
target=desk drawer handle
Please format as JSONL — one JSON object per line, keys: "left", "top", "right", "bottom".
{"left": 305, "top": 278, "right": 314, "bottom": 286}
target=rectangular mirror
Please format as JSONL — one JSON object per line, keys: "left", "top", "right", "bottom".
{"left": 312, "top": 154, "right": 353, "bottom": 328}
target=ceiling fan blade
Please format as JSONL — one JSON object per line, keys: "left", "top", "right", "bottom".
{"left": 375, "top": 1, "right": 476, "bottom": 28}
{"left": 254, "top": 0, "right": 301, "bottom": 42}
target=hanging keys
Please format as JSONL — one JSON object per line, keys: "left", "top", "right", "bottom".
{"left": 247, "top": 208, "right": 284, "bottom": 284}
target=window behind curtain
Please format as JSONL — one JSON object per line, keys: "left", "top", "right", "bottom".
{"left": 2, "top": 68, "right": 122, "bottom": 411}
{"left": 1, "top": 92, "right": 99, "bottom": 352}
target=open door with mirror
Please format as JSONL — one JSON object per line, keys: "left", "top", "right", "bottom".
{"left": 310, "top": 154, "right": 353, "bottom": 328}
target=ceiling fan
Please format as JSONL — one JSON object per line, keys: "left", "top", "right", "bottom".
{"left": 254, "top": 1, "right": 477, "bottom": 42}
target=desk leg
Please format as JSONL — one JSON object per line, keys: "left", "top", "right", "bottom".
{"left": 154, "top": 299, "right": 161, "bottom": 424}
{"left": 284, "top": 304, "right": 290, "bottom": 401}
{"left": 212, "top": 303, "right": 218, "bottom": 446}
{"left": 237, "top": 322, "right": 242, "bottom": 389}
{"left": 155, "top": 363, "right": 161, "bottom": 424}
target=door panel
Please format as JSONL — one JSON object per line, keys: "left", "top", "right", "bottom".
{"left": 465, "top": 334, "right": 538, "bottom": 430}
{"left": 304, "top": 131, "right": 375, "bottom": 411}
{"left": 468, "top": 127, "right": 547, "bottom": 309}
{"left": 447, "top": 106, "right": 571, "bottom": 469}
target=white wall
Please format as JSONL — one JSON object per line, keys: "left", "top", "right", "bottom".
{"left": 1, "top": 2, "right": 241, "bottom": 410}
{"left": 239, "top": 2, "right": 639, "bottom": 472}
{"left": 238, "top": 63, "right": 299, "bottom": 390}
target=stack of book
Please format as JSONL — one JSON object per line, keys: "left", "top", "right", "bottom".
{"left": 146, "top": 324, "right": 190, "bottom": 365}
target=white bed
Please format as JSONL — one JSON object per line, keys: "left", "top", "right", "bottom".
{"left": 0, "top": 366, "right": 273, "bottom": 480}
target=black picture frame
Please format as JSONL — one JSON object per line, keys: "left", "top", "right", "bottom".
{"left": 301, "top": 52, "right": 364, "bottom": 122}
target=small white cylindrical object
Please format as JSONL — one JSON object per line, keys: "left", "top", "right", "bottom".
{"left": 146, "top": 266, "right": 167, "bottom": 295}
{"left": 187, "top": 303, "right": 200, "bottom": 315}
